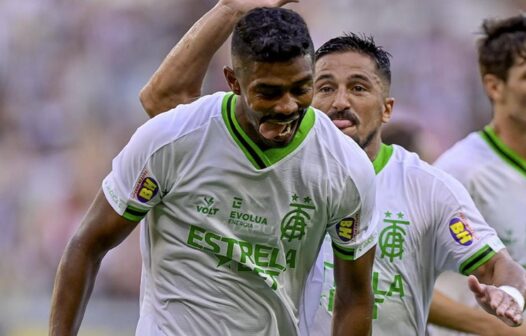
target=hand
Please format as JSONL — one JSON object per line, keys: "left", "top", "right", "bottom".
{"left": 468, "top": 275, "right": 524, "bottom": 327}
{"left": 218, "top": 0, "right": 299, "bottom": 15}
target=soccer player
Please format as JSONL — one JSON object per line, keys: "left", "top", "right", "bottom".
{"left": 429, "top": 14, "right": 526, "bottom": 336}
{"left": 49, "top": 2, "right": 378, "bottom": 336}
{"left": 139, "top": 5, "right": 526, "bottom": 333}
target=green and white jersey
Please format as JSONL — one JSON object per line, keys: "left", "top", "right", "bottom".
{"left": 305, "top": 144, "right": 504, "bottom": 336}
{"left": 102, "top": 92, "right": 377, "bottom": 336}
{"left": 431, "top": 126, "right": 526, "bottom": 336}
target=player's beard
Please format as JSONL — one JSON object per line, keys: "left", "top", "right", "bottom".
{"left": 352, "top": 127, "right": 379, "bottom": 151}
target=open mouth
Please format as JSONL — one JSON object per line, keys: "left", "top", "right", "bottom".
{"left": 259, "top": 116, "right": 300, "bottom": 141}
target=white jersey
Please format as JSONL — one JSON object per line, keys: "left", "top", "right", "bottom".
{"left": 432, "top": 126, "right": 526, "bottom": 336}
{"left": 304, "top": 144, "right": 504, "bottom": 336}
{"left": 102, "top": 92, "right": 378, "bottom": 336}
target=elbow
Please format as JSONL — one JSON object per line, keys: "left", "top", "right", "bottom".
{"left": 139, "top": 85, "right": 161, "bottom": 118}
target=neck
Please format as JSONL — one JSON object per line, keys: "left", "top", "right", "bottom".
{"left": 491, "top": 111, "right": 526, "bottom": 159}
{"left": 365, "top": 138, "right": 382, "bottom": 162}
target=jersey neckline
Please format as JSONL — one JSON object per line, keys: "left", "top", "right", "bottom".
{"left": 372, "top": 143, "right": 394, "bottom": 175}
{"left": 480, "top": 126, "right": 526, "bottom": 178}
{"left": 221, "top": 92, "right": 316, "bottom": 170}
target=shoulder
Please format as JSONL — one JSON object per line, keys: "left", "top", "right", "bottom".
{"left": 433, "top": 132, "right": 492, "bottom": 185}
{"left": 313, "top": 108, "right": 374, "bottom": 182}
{"left": 389, "top": 145, "right": 468, "bottom": 201}
{"left": 127, "top": 92, "right": 226, "bottom": 157}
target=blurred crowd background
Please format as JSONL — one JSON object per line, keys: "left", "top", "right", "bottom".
{"left": 0, "top": 0, "right": 524, "bottom": 335}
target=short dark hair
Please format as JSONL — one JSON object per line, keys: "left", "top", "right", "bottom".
{"left": 478, "top": 14, "right": 526, "bottom": 81}
{"left": 231, "top": 7, "right": 314, "bottom": 64}
{"left": 315, "top": 33, "right": 392, "bottom": 86}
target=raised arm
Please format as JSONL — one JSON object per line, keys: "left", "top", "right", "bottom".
{"left": 49, "top": 190, "right": 139, "bottom": 335}
{"left": 139, "top": 0, "right": 299, "bottom": 117}
{"left": 332, "top": 247, "right": 375, "bottom": 336}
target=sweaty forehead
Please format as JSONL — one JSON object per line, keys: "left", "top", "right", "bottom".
{"left": 314, "top": 51, "right": 383, "bottom": 86}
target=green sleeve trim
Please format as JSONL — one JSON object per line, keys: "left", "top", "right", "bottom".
{"left": 332, "top": 242, "right": 356, "bottom": 261}
{"left": 324, "top": 261, "right": 334, "bottom": 269}
{"left": 459, "top": 244, "right": 496, "bottom": 275}
{"left": 122, "top": 205, "right": 148, "bottom": 222}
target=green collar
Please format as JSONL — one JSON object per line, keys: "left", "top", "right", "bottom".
{"left": 221, "top": 93, "right": 316, "bottom": 170}
{"left": 480, "top": 126, "right": 526, "bottom": 178}
{"left": 372, "top": 143, "right": 394, "bottom": 175}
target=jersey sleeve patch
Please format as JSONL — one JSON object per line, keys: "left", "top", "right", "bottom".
{"left": 133, "top": 174, "right": 159, "bottom": 203}
{"left": 449, "top": 215, "right": 475, "bottom": 246}
{"left": 335, "top": 216, "right": 358, "bottom": 242}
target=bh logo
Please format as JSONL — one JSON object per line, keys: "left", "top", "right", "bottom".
{"left": 137, "top": 177, "right": 158, "bottom": 203}
{"left": 449, "top": 217, "right": 473, "bottom": 246}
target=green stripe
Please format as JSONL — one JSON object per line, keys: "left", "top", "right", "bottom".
{"left": 222, "top": 93, "right": 265, "bottom": 169}
{"left": 459, "top": 245, "right": 496, "bottom": 275}
{"left": 480, "top": 126, "right": 526, "bottom": 178}
{"left": 126, "top": 204, "right": 148, "bottom": 215}
{"left": 122, "top": 204, "right": 148, "bottom": 222}
{"left": 220, "top": 92, "right": 316, "bottom": 170}
{"left": 372, "top": 144, "right": 393, "bottom": 175}
{"left": 332, "top": 242, "right": 356, "bottom": 261}
{"left": 324, "top": 261, "right": 334, "bottom": 269}
{"left": 123, "top": 211, "right": 145, "bottom": 222}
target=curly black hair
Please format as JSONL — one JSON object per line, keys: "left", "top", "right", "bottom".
{"left": 231, "top": 7, "right": 314, "bottom": 64}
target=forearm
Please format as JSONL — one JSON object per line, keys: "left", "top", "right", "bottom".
{"left": 428, "top": 289, "right": 493, "bottom": 333}
{"left": 140, "top": 3, "right": 244, "bottom": 116}
{"left": 49, "top": 238, "right": 104, "bottom": 335}
{"left": 475, "top": 252, "right": 526, "bottom": 299}
{"left": 332, "top": 291, "right": 373, "bottom": 336}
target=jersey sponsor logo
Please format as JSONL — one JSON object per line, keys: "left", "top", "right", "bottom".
{"left": 196, "top": 196, "right": 219, "bottom": 216}
{"left": 136, "top": 176, "right": 159, "bottom": 203}
{"left": 449, "top": 217, "right": 473, "bottom": 246}
{"left": 186, "top": 224, "right": 296, "bottom": 290}
{"left": 336, "top": 216, "right": 357, "bottom": 242}
{"left": 280, "top": 194, "right": 315, "bottom": 242}
{"left": 227, "top": 197, "right": 271, "bottom": 234}
{"left": 379, "top": 211, "right": 410, "bottom": 262}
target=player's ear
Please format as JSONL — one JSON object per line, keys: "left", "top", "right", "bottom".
{"left": 382, "top": 97, "right": 395, "bottom": 123}
{"left": 224, "top": 66, "right": 241, "bottom": 95}
{"left": 482, "top": 74, "right": 503, "bottom": 103}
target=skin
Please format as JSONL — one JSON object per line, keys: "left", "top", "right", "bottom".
{"left": 312, "top": 51, "right": 393, "bottom": 161}
{"left": 224, "top": 56, "right": 314, "bottom": 148}
{"left": 484, "top": 56, "right": 526, "bottom": 158}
